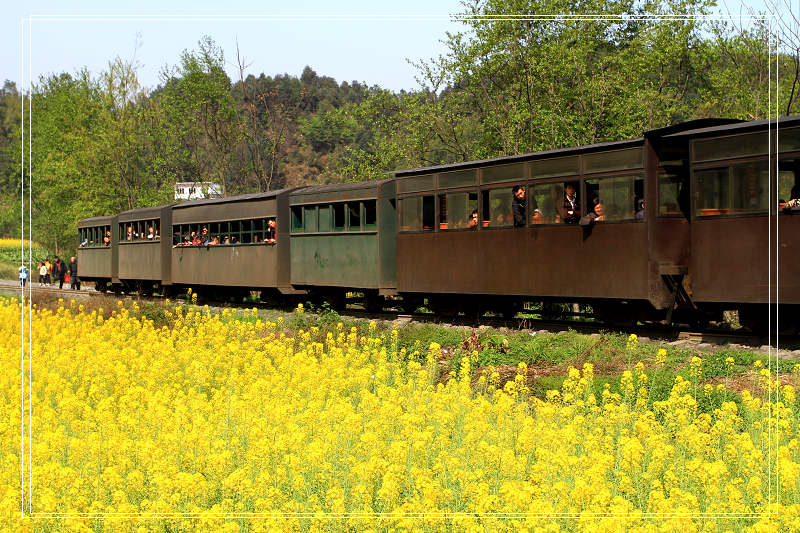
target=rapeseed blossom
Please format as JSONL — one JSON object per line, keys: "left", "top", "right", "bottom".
{"left": 0, "top": 297, "right": 796, "bottom": 532}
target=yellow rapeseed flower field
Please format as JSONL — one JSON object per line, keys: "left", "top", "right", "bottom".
{"left": 0, "top": 297, "right": 797, "bottom": 532}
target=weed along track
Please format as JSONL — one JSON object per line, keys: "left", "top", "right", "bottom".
{"left": 3, "top": 279, "right": 796, "bottom": 354}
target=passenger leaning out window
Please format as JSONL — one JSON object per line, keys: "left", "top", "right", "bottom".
{"left": 512, "top": 185, "right": 526, "bottom": 227}
{"left": 265, "top": 219, "right": 276, "bottom": 243}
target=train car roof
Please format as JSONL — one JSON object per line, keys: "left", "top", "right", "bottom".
{"left": 77, "top": 215, "right": 114, "bottom": 228}
{"left": 117, "top": 204, "right": 171, "bottom": 222}
{"left": 171, "top": 187, "right": 302, "bottom": 209}
{"left": 289, "top": 178, "right": 394, "bottom": 196}
{"left": 661, "top": 115, "right": 800, "bottom": 139}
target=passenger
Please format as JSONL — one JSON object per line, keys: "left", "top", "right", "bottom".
{"left": 253, "top": 234, "right": 260, "bottom": 244}
{"left": 223, "top": 235, "right": 230, "bottom": 245}
{"left": 126, "top": 226, "right": 135, "bottom": 241}
{"left": 103, "top": 231, "right": 111, "bottom": 246}
{"left": 211, "top": 236, "right": 219, "bottom": 246}
{"left": 154, "top": 228, "right": 160, "bottom": 240}
{"left": 581, "top": 202, "right": 606, "bottom": 225}
{"left": 191, "top": 232, "right": 200, "bottom": 246}
{"left": 512, "top": 185, "right": 526, "bottom": 227}
{"left": 562, "top": 183, "right": 580, "bottom": 224}
{"left": 18, "top": 263, "right": 27, "bottom": 287}
{"left": 147, "top": 226, "right": 155, "bottom": 239}
{"left": 467, "top": 209, "right": 479, "bottom": 229}
{"left": 44, "top": 259, "right": 52, "bottom": 285}
{"left": 80, "top": 237, "right": 88, "bottom": 247}
{"left": 38, "top": 262, "right": 47, "bottom": 285}
{"left": 182, "top": 235, "right": 191, "bottom": 246}
{"left": 200, "top": 226, "right": 209, "bottom": 246}
{"left": 230, "top": 235, "right": 238, "bottom": 244}
{"left": 265, "top": 219, "right": 276, "bottom": 243}
{"left": 635, "top": 199, "right": 645, "bottom": 220}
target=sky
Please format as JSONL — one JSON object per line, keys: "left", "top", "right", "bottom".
{"left": 2, "top": 1, "right": 465, "bottom": 94}
{"left": 2, "top": 0, "right": 797, "bottom": 94}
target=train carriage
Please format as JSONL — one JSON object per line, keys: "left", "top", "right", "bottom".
{"left": 663, "top": 116, "right": 800, "bottom": 331}
{"left": 115, "top": 205, "right": 172, "bottom": 295}
{"left": 169, "top": 189, "right": 297, "bottom": 301}
{"left": 288, "top": 179, "right": 396, "bottom": 310}
{"left": 76, "top": 215, "right": 114, "bottom": 289}
{"left": 392, "top": 118, "right": 752, "bottom": 322}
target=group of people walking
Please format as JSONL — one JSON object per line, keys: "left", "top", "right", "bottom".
{"left": 19, "top": 256, "right": 79, "bottom": 290}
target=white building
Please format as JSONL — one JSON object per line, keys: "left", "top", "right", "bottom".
{"left": 174, "top": 181, "right": 222, "bottom": 201}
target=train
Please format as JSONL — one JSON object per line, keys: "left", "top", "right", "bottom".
{"left": 77, "top": 116, "right": 800, "bottom": 333}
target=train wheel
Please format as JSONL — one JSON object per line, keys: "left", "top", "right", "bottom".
{"left": 94, "top": 280, "right": 109, "bottom": 293}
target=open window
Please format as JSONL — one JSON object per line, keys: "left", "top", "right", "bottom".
{"left": 584, "top": 175, "right": 644, "bottom": 222}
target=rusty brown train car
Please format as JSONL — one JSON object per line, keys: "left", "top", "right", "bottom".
{"left": 391, "top": 116, "right": 800, "bottom": 330}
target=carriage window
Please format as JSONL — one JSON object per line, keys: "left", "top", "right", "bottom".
{"left": 400, "top": 197, "right": 422, "bottom": 232}
{"left": 584, "top": 148, "right": 643, "bottom": 174}
{"left": 731, "top": 162, "right": 768, "bottom": 213}
{"left": 347, "top": 203, "right": 361, "bottom": 231}
{"left": 694, "top": 168, "right": 729, "bottom": 216}
{"left": 363, "top": 200, "right": 377, "bottom": 230}
{"left": 584, "top": 174, "right": 644, "bottom": 222}
{"left": 779, "top": 158, "right": 800, "bottom": 211}
{"left": 694, "top": 132, "right": 768, "bottom": 162}
{"left": 658, "top": 172, "right": 687, "bottom": 217}
{"left": 422, "top": 195, "right": 435, "bottom": 231}
{"left": 240, "top": 219, "right": 253, "bottom": 243}
{"left": 304, "top": 206, "right": 318, "bottom": 233}
{"left": 442, "top": 192, "right": 478, "bottom": 230}
{"left": 482, "top": 188, "right": 513, "bottom": 227}
{"left": 332, "top": 203, "right": 345, "bottom": 231}
{"left": 319, "top": 205, "right": 332, "bottom": 232}
{"left": 531, "top": 182, "right": 567, "bottom": 224}
{"left": 291, "top": 207, "right": 303, "bottom": 233}
{"left": 695, "top": 161, "right": 769, "bottom": 217}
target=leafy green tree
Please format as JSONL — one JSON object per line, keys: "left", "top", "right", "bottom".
{"left": 156, "top": 36, "right": 240, "bottom": 195}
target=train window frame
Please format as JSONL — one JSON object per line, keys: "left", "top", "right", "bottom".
{"left": 333, "top": 203, "right": 346, "bottom": 232}
{"left": 291, "top": 206, "right": 303, "bottom": 233}
{"left": 583, "top": 173, "right": 645, "bottom": 224}
{"left": 362, "top": 200, "right": 377, "bottom": 231}
{"left": 479, "top": 184, "right": 517, "bottom": 229}
{"left": 529, "top": 178, "right": 581, "bottom": 226}
{"left": 692, "top": 159, "right": 770, "bottom": 219}
{"left": 778, "top": 156, "right": 800, "bottom": 214}
{"left": 398, "top": 196, "right": 423, "bottom": 233}
{"left": 692, "top": 132, "right": 769, "bottom": 163}
{"left": 439, "top": 190, "right": 479, "bottom": 231}
{"left": 318, "top": 205, "right": 333, "bottom": 232}
{"left": 657, "top": 170, "right": 687, "bottom": 218}
{"left": 303, "top": 205, "right": 319, "bottom": 233}
{"left": 397, "top": 194, "right": 434, "bottom": 233}
{"left": 347, "top": 202, "right": 361, "bottom": 231}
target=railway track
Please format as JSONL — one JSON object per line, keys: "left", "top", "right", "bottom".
{"left": 3, "top": 279, "right": 797, "bottom": 353}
